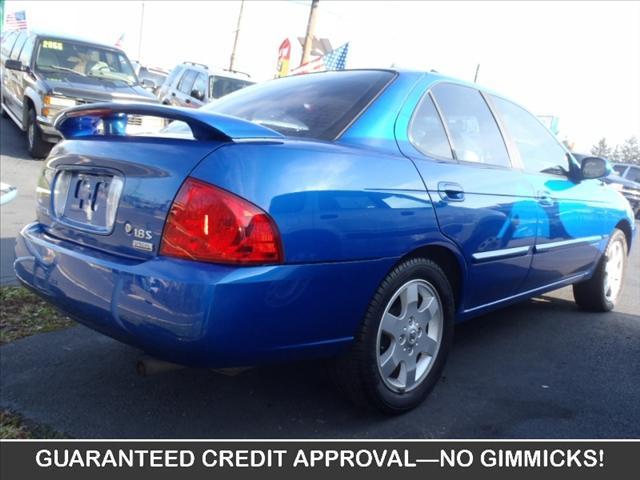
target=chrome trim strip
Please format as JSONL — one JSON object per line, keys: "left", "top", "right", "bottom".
{"left": 534, "top": 235, "right": 605, "bottom": 253}
{"left": 464, "top": 272, "right": 589, "bottom": 314}
{"left": 472, "top": 245, "right": 531, "bottom": 262}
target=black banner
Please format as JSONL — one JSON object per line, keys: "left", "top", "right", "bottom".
{"left": 1, "top": 441, "right": 638, "bottom": 479}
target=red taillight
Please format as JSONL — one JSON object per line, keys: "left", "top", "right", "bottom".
{"left": 160, "top": 178, "right": 283, "bottom": 264}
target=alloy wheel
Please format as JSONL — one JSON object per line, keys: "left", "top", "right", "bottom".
{"left": 604, "top": 237, "right": 625, "bottom": 302}
{"left": 376, "top": 279, "right": 443, "bottom": 393}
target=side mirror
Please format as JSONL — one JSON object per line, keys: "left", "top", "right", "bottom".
{"left": 141, "top": 78, "right": 155, "bottom": 90}
{"left": 580, "top": 156, "right": 610, "bottom": 180}
{"left": 5, "top": 59, "right": 26, "bottom": 72}
{"left": 190, "top": 89, "right": 204, "bottom": 101}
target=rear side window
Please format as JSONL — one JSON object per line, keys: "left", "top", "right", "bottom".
{"left": 164, "top": 65, "right": 183, "bottom": 87}
{"left": 432, "top": 83, "right": 510, "bottom": 167}
{"left": 490, "top": 95, "right": 569, "bottom": 175}
{"left": 1, "top": 31, "right": 18, "bottom": 57}
{"left": 177, "top": 69, "right": 197, "bottom": 94}
{"left": 409, "top": 93, "right": 453, "bottom": 159}
{"left": 204, "top": 70, "right": 395, "bottom": 140}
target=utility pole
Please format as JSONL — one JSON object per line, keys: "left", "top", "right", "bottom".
{"left": 473, "top": 63, "right": 480, "bottom": 83}
{"left": 229, "top": 0, "right": 245, "bottom": 71}
{"left": 137, "top": 1, "right": 145, "bottom": 61}
{"left": 300, "top": 0, "right": 319, "bottom": 66}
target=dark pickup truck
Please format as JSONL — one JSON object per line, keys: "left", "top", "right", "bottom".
{"left": 1, "top": 30, "right": 158, "bottom": 158}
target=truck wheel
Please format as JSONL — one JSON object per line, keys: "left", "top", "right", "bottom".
{"left": 332, "top": 258, "right": 454, "bottom": 414}
{"left": 573, "top": 228, "right": 627, "bottom": 312}
{"left": 26, "top": 107, "right": 51, "bottom": 159}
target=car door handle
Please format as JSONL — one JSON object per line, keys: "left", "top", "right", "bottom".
{"left": 537, "top": 190, "right": 553, "bottom": 206}
{"left": 438, "top": 182, "right": 465, "bottom": 202}
{"left": 185, "top": 99, "right": 191, "bottom": 104}
{"left": 171, "top": 92, "right": 176, "bottom": 96}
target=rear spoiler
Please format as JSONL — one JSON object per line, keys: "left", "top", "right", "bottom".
{"left": 54, "top": 102, "right": 283, "bottom": 142}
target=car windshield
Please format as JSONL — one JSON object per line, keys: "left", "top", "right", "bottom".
{"left": 209, "top": 75, "right": 254, "bottom": 99}
{"left": 34, "top": 39, "right": 137, "bottom": 86}
{"left": 202, "top": 70, "right": 395, "bottom": 140}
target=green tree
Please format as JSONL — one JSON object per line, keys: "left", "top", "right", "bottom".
{"left": 610, "top": 145, "right": 622, "bottom": 162}
{"left": 618, "top": 136, "right": 640, "bottom": 165}
{"left": 590, "top": 137, "right": 611, "bottom": 158}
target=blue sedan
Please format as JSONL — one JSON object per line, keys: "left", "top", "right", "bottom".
{"left": 15, "top": 70, "right": 635, "bottom": 413}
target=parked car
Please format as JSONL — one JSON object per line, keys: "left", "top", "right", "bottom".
{"left": 15, "top": 70, "right": 635, "bottom": 413}
{"left": 0, "top": 30, "right": 159, "bottom": 158}
{"left": 611, "top": 162, "right": 640, "bottom": 181}
{"left": 574, "top": 155, "right": 640, "bottom": 218}
{"left": 156, "top": 61, "right": 254, "bottom": 107}
{"left": 131, "top": 61, "right": 169, "bottom": 94}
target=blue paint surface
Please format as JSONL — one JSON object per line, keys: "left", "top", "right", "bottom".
{"left": 16, "top": 71, "right": 635, "bottom": 367}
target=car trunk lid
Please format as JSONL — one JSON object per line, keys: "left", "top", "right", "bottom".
{"left": 36, "top": 103, "right": 282, "bottom": 259}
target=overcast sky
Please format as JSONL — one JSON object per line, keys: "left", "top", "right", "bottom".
{"left": 5, "top": 0, "right": 640, "bottom": 151}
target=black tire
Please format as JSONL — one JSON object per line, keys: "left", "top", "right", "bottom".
{"left": 332, "top": 257, "right": 455, "bottom": 414}
{"left": 573, "top": 228, "right": 628, "bottom": 312}
{"left": 26, "top": 107, "right": 51, "bottom": 159}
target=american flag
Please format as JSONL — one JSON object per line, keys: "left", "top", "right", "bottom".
{"left": 5, "top": 10, "right": 28, "bottom": 30}
{"left": 115, "top": 33, "right": 125, "bottom": 48}
{"left": 290, "top": 42, "right": 349, "bottom": 75}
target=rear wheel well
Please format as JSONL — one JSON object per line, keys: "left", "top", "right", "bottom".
{"left": 400, "top": 245, "right": 463, "bottom": 311}
{"left": 615, "top": 219, "right": 633, "bottom": 253}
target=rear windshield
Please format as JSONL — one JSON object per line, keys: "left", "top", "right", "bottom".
{"left": 202, "top": 70, "right": 395, "bottom": 140}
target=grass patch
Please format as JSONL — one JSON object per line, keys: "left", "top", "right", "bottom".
{"left": 0, "top": 286, "right": 74, "bottom": 345}
{"left": 0, "top": 409, "right": 68, "bottom": 439}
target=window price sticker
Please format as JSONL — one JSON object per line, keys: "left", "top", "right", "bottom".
{"left": 42, "top": 40, "right": 64, "bottom": 50}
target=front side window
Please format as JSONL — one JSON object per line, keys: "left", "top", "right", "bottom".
{"left": 177, "top": 69, "right": 197, "bottom": 94}
{"left": 18, "top": 36, "right": 35, "bottom": 65}
{"left": 209, "top": 75, "right": 254, "bottom": 99}
{"left": 34, "top": 39, "right": 137, "bottom": 85}
{"left": 613, "top": 165, "right": 627, "bottom": 176}
{"left": 431, "top": 83, "right": 510, "bottom": 167}
{"left": 490, "top": 95, "right": 569, "bottom": 175}
{"left": 10, "top": 32, "right": 26, "bottom": 60}
{"left": 202, "top": 70, "right": 395, "bottom": 140}
{"left": 626, "top": 166, "right": 640, "bottom": 183}
{"left": 409, "top": 93, "right": 453, "bottom": 159}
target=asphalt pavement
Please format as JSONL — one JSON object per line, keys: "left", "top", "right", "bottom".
{"left": 0, "top": 116, "right": 41, "bottom": 285}
{"left": 0, "top": 115, "right": 638, "bottom": 438}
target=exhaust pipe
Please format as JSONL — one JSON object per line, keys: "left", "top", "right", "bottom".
{"left": 136, "top": 356, "right": 184, "bottom": 376}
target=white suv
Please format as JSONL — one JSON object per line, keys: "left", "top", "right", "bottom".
{"left": 156, "top": 62, "right": 254, "bottom": 108}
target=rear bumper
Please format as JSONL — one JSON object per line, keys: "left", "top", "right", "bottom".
{"left": 15, "top": 223, "right": 395, "bottom": 367}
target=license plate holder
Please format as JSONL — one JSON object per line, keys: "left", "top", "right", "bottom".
{"left": 54, "top": 170, "right": 123, "bottom": 234}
